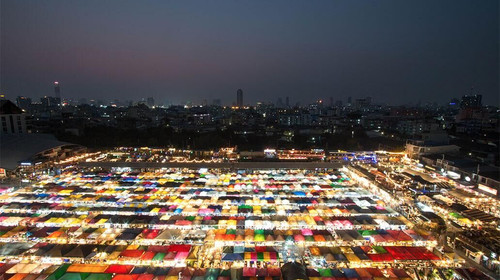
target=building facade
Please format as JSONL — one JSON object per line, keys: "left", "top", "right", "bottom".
{"left": 0, "top": 100, "right": 29, "bottom": 134}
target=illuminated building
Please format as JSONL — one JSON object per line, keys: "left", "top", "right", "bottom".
{"left": 54, "top": 81, "right": 61, "bottom": 105}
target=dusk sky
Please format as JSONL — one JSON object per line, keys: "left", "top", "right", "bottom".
{"left": 1, "top": 0, "right": 498, "bottom": 106}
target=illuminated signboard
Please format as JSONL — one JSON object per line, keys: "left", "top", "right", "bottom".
{"left": 478, "top": 184, "right": 497, "bottom": 196}
{"left": 264, "top": 149, "right": 276, "bottom": 158}
{"left": 446, "top": 171, "right": 460, "bottom": 180}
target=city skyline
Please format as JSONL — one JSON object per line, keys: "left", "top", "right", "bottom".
{"left": 4, "top": 82, "right": 498, "bottom": 108}
{"left": 1, "top": 1, "right": 498, "bottom": 105}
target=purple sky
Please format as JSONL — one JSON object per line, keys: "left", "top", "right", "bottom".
{"left": 1, "top": 0, "right": 498, "bottom": 106}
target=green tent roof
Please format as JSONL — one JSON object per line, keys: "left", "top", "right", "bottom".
{"left": 47, "top": 264, "right": 71, "bottom": 280}
{"left": 58, "top": 273, "right": 90, "bottom": 280}
{"left": 359, "top": 230, "right": 378, "bottom": 236}
{"left": 153, "top": 252, "right": 166, "bottom": 261}
{"left": 85, "top": 274, "right": 112, "bottom": 280}
{"left": 373, "top": 246, "right": 387, "bottom": 254}
{"left": 319, "top": 268, "right": 333, "bottom": 277}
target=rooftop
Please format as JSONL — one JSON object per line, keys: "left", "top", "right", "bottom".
{"left": 0, "top": 100, "right": 23, "bottom": 115}
{"left": 0, "top": 133, "right": 72, "bottom": 170}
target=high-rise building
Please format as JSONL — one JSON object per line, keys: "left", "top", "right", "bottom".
{"left": 213, "top": 99, "right": 221, "bottom": 106}
{"left": 460, "top": 94, "right": 482, "bottom": 109}
{"left": 41, "top": 96, "right": 59, "bottom": 108}
{"left": 276, "top": 97, "right": 284, "bottom": 108}
{"left": 147, "top": 97, "right": 155, "bottom": 108}
{"left": 54, "top": 81, "right": 61, "bottom": 105}
{"left": 448, "top": 98, "right": 460, "bottom": 108}
{"left": 236, "top": 89, "right": 243, "bottom": 107}
{"left": 285, "top": 96, "right": 290, "bottom": 107}
{"left": 16, "top": 96, "right": 32, "bottom": 110}
{"left": 354, "top": 97, "right": 372, "bottom": 110}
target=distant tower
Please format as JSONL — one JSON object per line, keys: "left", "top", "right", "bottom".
{"left": 285, "top": 96, "right": 290, "bottom": 107}
{"left": 146, "top": 97, "right": 155, "bottom": 107}
{"left": 460, "top": 88, "right": 482, "bottom": 109}
{"left": 54, "top": 81, "right": 61, "bottom": 105}
{"left": 236, "top": 89, "right": 243, "bottom": 107}
{"left": 277, "top": 97, "right": 284, "bottom": 108}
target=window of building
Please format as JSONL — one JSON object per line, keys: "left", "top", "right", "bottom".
{"left": 9, "top": 115, "right": 15, "bottom": 133}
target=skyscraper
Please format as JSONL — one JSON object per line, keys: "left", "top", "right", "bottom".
{"left": 236, "top": 89, "right": 243, "bottom": 107}
{"left": 41, "top": 96, "right": 59, "bottom": 107}
{"left": 54, "top": 81, "right": 61, "bottom": 105}
{"left": 147, "top": 97, "right": 155, "bottom": 107}
{"left": 276, "top": 97, "right": 284, "bottom": 108}
{"left": 16, "top": 96, "right": 32, "bottom": 110}
{"left": 460, "top": 94, "right": 482, "bottom": 109}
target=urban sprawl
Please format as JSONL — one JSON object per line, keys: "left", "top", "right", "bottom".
{"left": 0, "top": 89, "right": 498, "bottom": 280}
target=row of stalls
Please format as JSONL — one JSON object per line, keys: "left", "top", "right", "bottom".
{"left": 308, "top": 246, "right": 439, "bottom": 263}
{"left": 0, "top": 210, "right": 406, "bottom": 230}
{"left": 0, "top": 262, "right": 416, "bottom": 280}
{"left": 51, "top": 169, "right": 348, "bottom": 182}
{"left": 5, "top": 193, "right": 391, "bottom": 210}
{"left": 0, "top": 206, "right": 396, "bottom": 222}
{"left": 0, "top": 223, "right": 432, "bottom": 245}
{"left": 0, "top": 242, "right": 438, "bottom": 266}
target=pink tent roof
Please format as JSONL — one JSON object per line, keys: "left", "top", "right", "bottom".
{"left": 301, "top": 229, "right": 313, "bottom": 236}
{"left": 174, "top": 251, "right": 189, "bottom": 260}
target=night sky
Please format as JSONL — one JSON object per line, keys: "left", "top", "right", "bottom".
{"left": 1, "top": 0, "right": 498, "bottom": 106}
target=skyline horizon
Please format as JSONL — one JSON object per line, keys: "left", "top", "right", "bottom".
{"left": 6, "top": 82, "right": 495, "bottom": 107}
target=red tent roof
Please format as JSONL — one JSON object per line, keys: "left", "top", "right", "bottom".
{"left": 112, "top": 275, "right": 139, "bottom": 280}
{"left": 106, "top": 265, "right": 134, "bottom": 274}
{"left": 120, "top": 250, "right": 145, "bottom": 258}
{"left": 168, "top": 244, "right": 191, "bottom": 252}
{"left": 136, "top": 275, "right": 154, "bottom": 280}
